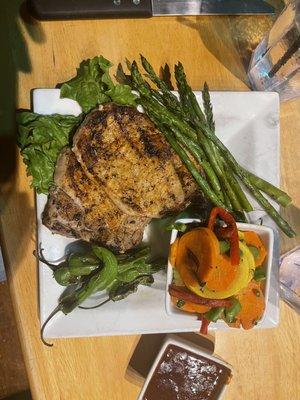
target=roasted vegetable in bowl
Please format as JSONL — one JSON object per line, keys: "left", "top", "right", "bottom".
{"left": 168, "top": 207, "right": 270, "bottom": 333}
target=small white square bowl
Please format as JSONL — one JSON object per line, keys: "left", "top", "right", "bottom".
{"left": 137, "top": 333, "right": 233, "bottom": 400}
{"left": 166, "top": 219, "right": 274, "bottom": 329}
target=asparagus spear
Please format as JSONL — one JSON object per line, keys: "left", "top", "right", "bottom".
{"left": 160, "top": 63, "right": 174, "bottom": 90}
{"left": 131, "top": 60, "right": 294, "bottom": 236}
{"left": 138, "top": 59, "right": 231, "bottom": 207}
{"left": 244, "top": 169, "right": 292, "bottom": 207}
{"left": 140, "top": 99, "right": 226, "bottom": 208}
{"left": 136, "top": 58, "right": 292, "bottom": 208}
{"left": 172, "top": 129, "right": 225, "bottom": 202}
{"left": 176, "top": 63, "right": 252, "bottom": 212}
{"left": 202, "top": 82, "right": 251, "bottom": 211}
{"left": 201, "top": 83, "right": 293, "bottom": 214}
{"left": 202, "top": 81, "right": 291, "bottom": 208}
{"left": 175, "top": 64, "right": 246, "bottom": 211}
{"left": 164, "top": 104, "right": 295, "bottom": 236}
{"left": 138, "top": 89, "right": 295, "bottom": 236}
{"left": 140, "top": 55, "right": 182, "bottom": 112}
{"left": 132, "top": 62, "right": 228, "bottom": 205}
{"left": 202, "top": 82, "right": 215, "bottom": 131}
{"left": 175, "top": 62, "right": 207, "bottom": 126}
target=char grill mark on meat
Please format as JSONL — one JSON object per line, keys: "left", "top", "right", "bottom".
{"left": 42, "top": 187, "right": 91, "bottom": 240}
{"left": 73, "top": 103, "right": 188, "bottom": 218}
{"left": 42, "top": 149, "right": 149, "bottom": 253}
{"left": 43, "top": 104, "right": 199, "bottom": 253}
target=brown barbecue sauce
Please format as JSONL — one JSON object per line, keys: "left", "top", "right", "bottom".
{"left": 143, "top": 344, "right": 231, "bottom": 400}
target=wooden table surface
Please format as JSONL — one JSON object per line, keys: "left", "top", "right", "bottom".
{"left": 1, "top": 10, "right": 300, "bottom": 400}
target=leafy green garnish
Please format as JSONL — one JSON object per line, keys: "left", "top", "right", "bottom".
{"left": 17, "top": 112, "right": 82, "bottom": 194}
{"left": 60, "top": 56, "right": 137, "bottom": 113}
{"left": 17, "top": 56, "right": 138, "bottom": 195}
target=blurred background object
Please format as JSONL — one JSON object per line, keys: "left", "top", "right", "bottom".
{"left": 280, "top": 246, "right": 300, "bottom": 314}
{"left": 26, "top": 0, "right": 280, "bottom": 21}
{"left": 248, "top": 0, "right": 300, "bottom": 100}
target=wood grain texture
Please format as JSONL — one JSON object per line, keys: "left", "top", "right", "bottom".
{"left": 1, "top": 10, "right": 300, "bottom": 400}
{"left": 0, "top": 282, "right": 29, "bottom": 399}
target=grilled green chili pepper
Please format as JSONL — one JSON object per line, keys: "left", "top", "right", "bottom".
{"left": 53, "top": 267, "right": 74, "bottom": 286}
{"left": 36, "top": 247, "right": 101, "bottom": 286}
{"left": 68, "top": 253, "right": 100, "bottom": 274}
{"left": 53, "top": 252, "right": 101, "bottom": 285}
{"left": 41, "top": 246, "right": 118, "bottom": 346}
{"left": 109, "top": 275, "right": 154, "bottom": 301}
{"left": 224, "top": 298, "right": 242, "bottom": 323}
{"left": 117, "top": 249, "right": 163, "bottom": 283}
{"left": 80, "top": 274, "right": 156, "bottom": 310}
{"left": 57, "top": 247, "right": 117, "bottom": 313}
{"left": 41, "top": 245, "right": 166, "bottom": 346}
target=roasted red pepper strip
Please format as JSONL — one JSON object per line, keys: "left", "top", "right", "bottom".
{"left": 168, "top": 285, "right": 232, "bottom": 307}
{"left": 208, "top": 207, "right": 240, "bottom": 266}
{"left": 198, "top": 315, "right": 210, "bottom": 335}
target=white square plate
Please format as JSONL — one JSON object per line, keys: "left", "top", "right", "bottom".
{"left": 34, "top": 89, "right": 280, "bottom": 338}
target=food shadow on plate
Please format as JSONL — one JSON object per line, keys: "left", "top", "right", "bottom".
{"left": 64, "top": 239, "right": 92, "bottom": 256}
{"left": 143, "top": 219, "right": 172, "bottom": 259}
{"left": 144, "top": 203, "right": 210, "bottom": 260}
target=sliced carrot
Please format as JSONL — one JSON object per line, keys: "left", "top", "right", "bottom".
{"left": 169, "top": 238, "right": 179, "bottom": 267}
{"left": 229, "top": 281, "right": 265, "bottom": 330}
{"left": 175, "top": 227, "right": 238, "bottom": 293}
{"left": 243, "top": 231, "right": 267, "bottom": 267}
{"left": 175, "top": 227, "right": 220, "bottom": 283}
{"left": 205, "top": 253, "right": 238, "bottom": 292}
{"left": 171, "top": 296, "right": 211, "bottom": 314}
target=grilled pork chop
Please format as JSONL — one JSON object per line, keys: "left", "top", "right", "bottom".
{"left": 73, "top": 103, "right": 194, "bottom": 218}
{"left": 43, "top": 148, "right": 149, "bottom": 253}
{"left": 43, "top": 104, "right": 198, "bottom": 252}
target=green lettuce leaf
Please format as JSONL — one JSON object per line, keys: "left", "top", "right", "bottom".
{"left": 17, "top": 112, "right": 82, "bottom": 194}
{"left": 60, "top": 56, "right": 137, "bottom": 112}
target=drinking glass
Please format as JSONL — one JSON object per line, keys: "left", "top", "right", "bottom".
{"left": 248, "top": 0, "right": 300, "bottom": 101}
